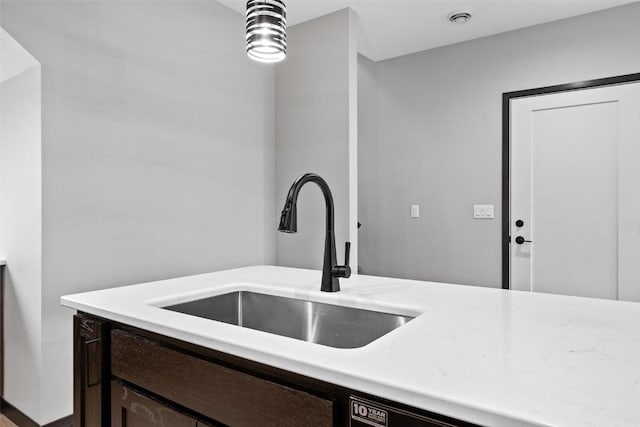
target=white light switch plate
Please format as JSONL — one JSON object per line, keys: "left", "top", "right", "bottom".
{"left": 474, "top": 204, "right": 494, "bottom": 219}
{"left": 411, "top": 205, "right": 420, "bottom": 218}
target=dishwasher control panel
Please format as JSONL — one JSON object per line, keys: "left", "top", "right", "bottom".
{"left": 349, "top": 396, "right": 465, "bottom": 427}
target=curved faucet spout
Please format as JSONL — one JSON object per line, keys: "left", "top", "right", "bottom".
{"left": 278, "top": 173, "right": 334, "bottom": 233}
{"left": 278, "top": 173, "right": 351, "bottom": 292}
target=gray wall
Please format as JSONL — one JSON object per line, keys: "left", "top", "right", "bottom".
{"left": 0, "top": 62, "right": 42, "bottom": 421}
{"left": 358, "top": 3, "right": 640, "bottom": 287}
{"left": 1, "top": 0, "right": 275, "bottom": 423}
{"left": 275, "top": 9, "right": 358, "bottom": 269}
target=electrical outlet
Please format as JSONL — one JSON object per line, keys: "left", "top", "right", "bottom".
{"left": 474, "top": 204, "right": 494, "bottom": 219}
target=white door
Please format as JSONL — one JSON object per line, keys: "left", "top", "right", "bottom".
{"left": 510, "top": 82, "right": 640, "bottom": 301}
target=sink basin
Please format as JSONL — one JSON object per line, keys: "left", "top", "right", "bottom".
{"left": 163, "top": 291, "right": 415, "bottom": 348}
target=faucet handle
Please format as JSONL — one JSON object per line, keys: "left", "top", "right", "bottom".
{"left": 344, "top": 241, "right": 351, "bottom": 267}
{"left": 332, "top": 242, "right": 352, "bottom": 279}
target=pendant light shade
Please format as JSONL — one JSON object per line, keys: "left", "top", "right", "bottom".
{"left": 246, "top": 0, "right": 287, "bottom": 63}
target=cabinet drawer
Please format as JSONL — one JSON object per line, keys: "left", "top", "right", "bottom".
{"left": 112, "top": 381, "right": 198, "bottom": 427}
{"left": 111, "top": 329, "right": 334, "bottom": 427}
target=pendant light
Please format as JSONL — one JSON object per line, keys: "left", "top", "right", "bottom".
{"left": 246, "top": 0, "right": 287, "bottom": 63}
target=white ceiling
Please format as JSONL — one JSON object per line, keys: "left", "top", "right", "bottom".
{"left": 219, "top": 0, "right": 637, "bottom": 61}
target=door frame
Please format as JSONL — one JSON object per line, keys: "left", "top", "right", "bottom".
{"left": 501, "top": 72, "right": 640, "bottom": 290}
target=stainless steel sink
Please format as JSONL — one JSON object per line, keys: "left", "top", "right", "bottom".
{"left": 163, "top": 291, "right": 415, "bottom": 349}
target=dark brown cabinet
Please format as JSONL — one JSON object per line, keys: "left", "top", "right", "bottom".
{"left": 111, "top": 329, "right": 334, "bottom": 427}
{"left": 73, "top": 313, "right": 478, "bottom": 427}
{"left": 74, "top": 314, "right": 109, "bottom": 427}
{"left": 0, "top": 263, "right": 4, "bottom": 399}
{"left": 111, "top": 381, "right": 197, "bottom": 427}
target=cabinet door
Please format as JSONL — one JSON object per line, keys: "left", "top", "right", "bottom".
{"left": 74, "top": 314, "right": 109, "bottom": 427}
{"left": 111, "top": 381, "right": 197, "bottom": 427}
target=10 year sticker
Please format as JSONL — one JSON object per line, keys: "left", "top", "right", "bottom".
{"left": 351, "top": 399, "right": 388, "bottom": 427}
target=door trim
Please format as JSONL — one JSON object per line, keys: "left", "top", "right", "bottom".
{"left": 501, "top": 72, "right": 640, "bottom": 289}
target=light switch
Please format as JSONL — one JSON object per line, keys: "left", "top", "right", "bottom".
{"left": 474, "top": 204, "right": 494, "bottom": 219}
{"left": 411, "top": 205, "right": 420, "bottom": 218}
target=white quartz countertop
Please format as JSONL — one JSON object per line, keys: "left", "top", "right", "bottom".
{"left": 61, "top": 266, "right": 640, "bottom": 427}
